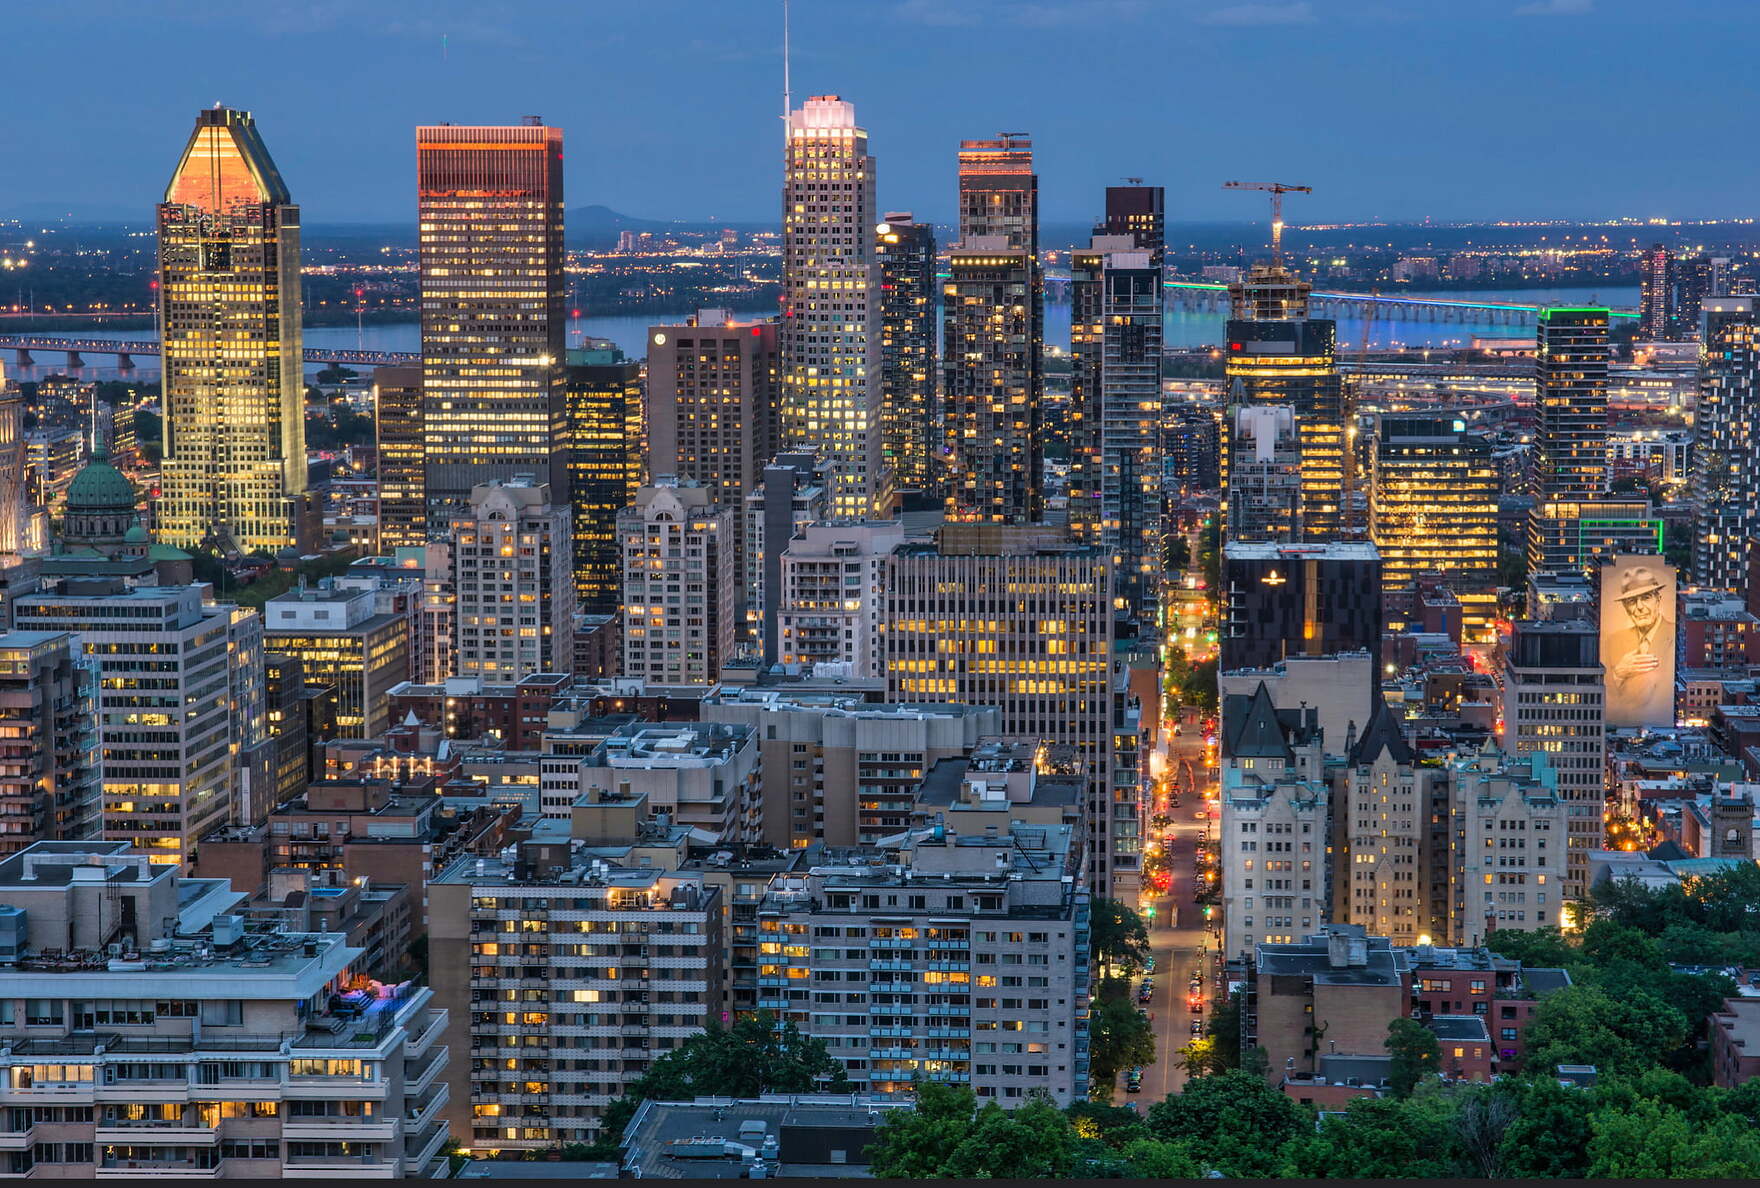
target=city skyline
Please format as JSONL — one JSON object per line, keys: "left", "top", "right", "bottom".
{"left": 5, "top": 1, "right": 1760, "bottom": 226}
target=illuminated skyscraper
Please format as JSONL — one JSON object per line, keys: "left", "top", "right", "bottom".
{"left": 944, "top": 134, "right": 1043, "bottom": 524}
{"left": 565, "top": 349, "right": 645, "bottom": 615}
{"left": 417, "top": 120, "right": 567, "bottom": 513}
{"left": 1099, "top": 184, "right": 1166, "bottom": 260}
{"left": 780, "top": 96, "right": 887, "bottom": 519}
{"left": 876, "top": 214, "right": 938, "bottom": 498}
{"left": 1527, "top": 307, "right": 1612, "bottom": 573}
{"left": 1370, "top": 414, "right": 1499, "bottom": 639}
{"left": 1693, "top": 296, "right": 1760, "bottom": 595}
{"left": 1222, "top": 266, "right": 1345, "bottom": 543}
{"left": 1070, "top": 237, "right": 1162, "bottom": 614}
{"left": 156, "top": 107, "right": 307, "bottom": 553}
{"left": 373, "top": 365, "right": 424, "bottom": 551}
{"left": 1639, "top": 243, "right": 1671, "bottom": 339}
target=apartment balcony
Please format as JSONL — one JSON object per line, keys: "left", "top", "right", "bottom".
{"left": 96, "top": 1154, "right": 221, "bottom": 1177}
{"left": 0, "top": 1125, "right": 29, "bottom": 1151}
{"left": 406, "top": 1082, "right": 450, "bottom": 1134}
{"left": 405, "top": 1045, "right": 449, "bottom": 1096}
{"left": 869, "top": 959, "right": 910, "bottom": 972}
{"left": 95, "top": 1117, "right": 221, "bottom": 1146}
{"left": 280, "top": 1154, "right": 402, "bottom": 1179}
{"left": 407, "top": 1118, "right": 451, "bottom": 1168}
{"left": 927, "top": 1004, "right": 972, "bottom": 1017}
{"left": 281, "top": 1115, "right": 402, "bottom": 1143}
{"left": 404, "top": 1007, "right": 449, "bottom": 1060}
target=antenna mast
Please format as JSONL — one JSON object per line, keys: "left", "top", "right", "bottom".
{"left": 782, "top": 0, "right": 792, "bottom": 137}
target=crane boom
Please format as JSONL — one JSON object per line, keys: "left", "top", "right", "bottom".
{"left": 1222, "top": 180, "right": 1312, "bottom": 267}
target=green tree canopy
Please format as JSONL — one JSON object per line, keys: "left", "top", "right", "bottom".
{"left": 865, "top": 1082, "right": 975, "bottom": 1178}
{"left": 1280, "top": 1091, "right": 1465, "bottom": 1179}
{"left": 1522, "top": 985, "right": 1688, "bottom": 1081}
{"left": 1089, "top": 898, "right": 1150, "bottom": 975}
{"left": 1144, "top": 1069, "right": 1305, "bottom": 1177}
{"left": 632, "top": 1011, "right": 847, "bottom": 1101}
{"left": 1385, "top": 1017, "right": 1441, "bottom": 1098}
{"left": 1586, "top": 1097, "right": 1760, "bottom": 1178}
{"left": 939, "top": 1098, "right": 1077, "bottom": 1179}
{"left": 1088, "top": 993, "right": 1155, "bottom": 1094}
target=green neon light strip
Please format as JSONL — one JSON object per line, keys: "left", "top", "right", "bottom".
{"left": 1164, "top": 281, "right": 1638, "bottom": 318}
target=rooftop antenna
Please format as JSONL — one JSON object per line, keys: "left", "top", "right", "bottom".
{"left": 782, "top": 0, "right": 792, "bottom": 137}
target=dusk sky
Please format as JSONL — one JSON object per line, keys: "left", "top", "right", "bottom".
{"left": 3, "top": 0, "right": 1753, "bottom": 227}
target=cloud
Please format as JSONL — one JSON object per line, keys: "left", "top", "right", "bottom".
{"left": 1200, "top": 2, "right": 1316, "bottom": 26}
{"left": 1514, "top": 0, "right": 1592, "bottom": 13}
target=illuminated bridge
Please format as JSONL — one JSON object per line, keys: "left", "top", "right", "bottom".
{"left": 1162, "top": 279, "right": 1640, "bottom": 327}
{"left": 0, "top": 336, "right": 420, "bottom": 369}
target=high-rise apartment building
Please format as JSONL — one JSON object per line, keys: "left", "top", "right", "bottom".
{"left": 1669, "top": 255, "right": 1716, "bottom": 341}
{"left": 13, "top": 582, "right": 244, "bottom": 869}
{"left": 264, "top": 583, "right": 410, "bottom": 740}
{"left": 1528, "top": 307, "right": 1611, "bottom": 573}
{"left": 0, "top": 387, "right": 26, "bottom": 556}
{"left": 418, "top": 120, "right": 567, "bottom": 512}
{"left": 754, "top": 822, "right": 1091, "bottom": 1104}
{"left": 1223, "top": 266, "right": 1345, "bottom": 542}
{"left": 1070, "top": 238, "right": 1162, "bottom": 613}
{"left": 1099, "top": 184, "right": 1166, "bottom": 259}
{"left": 944, "top": 135, "right": 1043, "bottom": 525}
{"left": 0, "top": 840, "right": 450, "bottom": 1177}
{"left": 746, "top": 452, "right": 830, "bottom": 664}
{"left": 1639, "top": 243, "right": 1671, "bottom": 339}
{"left": 156, "top": 107, "right": 307, "bottom": 553}
{"left": 780, "top": 96, "right": 887, "bottom": 519}
{"left": 885, "top": 538, "right": 1127, "bottom": 890}
{"left": 1498, "top": 619, "right": 1606, "bottom": 901}
{"left": 428, "top": 846, "right": 724, "bottom": 1153}
{"left": 0, "top": 631, "right": 101, "bottom": 852}
{"left": 565, "top": 348, "right": 646, "bottom": 615}
{"left": 618, "top": 479, "right": 735, "bottom": 686}
{"left": 645, "top": 310, "right": 779, "bottom": 585}
{"left": 876, "top": 214, "right": 939, "bottom": 498}
{"left": 776, "top": 520, "right": 902, "bottom": 677}
{"left": 1694, "top": 296, "right": 1760, "bottom": 595}
{"left": 1370, "top": 414, "right": 1499, "bottom": 639}
{"left": 450, "top": 479, "right": 575, "bottom": 680}
{"left": 374, "top": 365, "right": 425, "bottom": 551}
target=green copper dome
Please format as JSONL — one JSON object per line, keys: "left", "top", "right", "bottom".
{"left": 65, "top": 451, "right": 139, "bottom": 512}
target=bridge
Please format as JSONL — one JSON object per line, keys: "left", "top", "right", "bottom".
{"left": 0, "top": 336, "right": 419, "bottom": 370}
{"left": 1163, "top": 279, "right": 1640, "bottom": 327}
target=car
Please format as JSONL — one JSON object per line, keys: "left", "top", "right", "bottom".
{"left": 1190, "top": 1020, "right": 1204, "bottom": 1037}
{"left": 1125, "top": 1078, "right": 1142, "bottom": 1094}
{"left": 1137, "top": 981, "right": 1154, "bottom": 1003}
{"left": 1144, "top": 956, "right": 1156, "bottom": 973}
{"left": 1124, "top": 1100, "right": 1141, "bottom": 1114}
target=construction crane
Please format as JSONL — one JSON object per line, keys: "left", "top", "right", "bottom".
{"left": 1222, "top": 181, "right": 1311, "bottom": 268}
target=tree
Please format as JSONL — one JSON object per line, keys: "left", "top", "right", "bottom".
{"left": 1090, "top": 898, "right": 1150, "bottom": 976}
{"left": 1173, "top": 1037, "right": 1225, "bottom": 1079}
{"left": 865, "top": 1082, "right": 975, "bottom": 1178}
{"left": 1453, "top": 1084, "right": 1519, "bottom": 1179}
{"left": 1204, "top": 989, "right": 1243, "bottom": 1069}
{"left": 633, "top": 1011, "right": 847, "bottom": 1101}
{"left": 1385, "top": 1017, "right": 1441, "bottom": 1097}
{"left": 1121, "top": 1137, "right": 1202, "bottom": 1178}
{"left": 1482, "top": 925, "right": 1577, "bottom": 968}
{"left": 1280, "top": 1092, "right": 1464, "bottom": 1179}
{"left": 1587, "top": 1097, "right": 1760, "bottom": 1178}
{"left": 939, "top": 1097, "right": 1076, "bottom": 1179}
{"left": 1145, "top": 1069, "right": 1304, "bottom": 1177}
{"left": 1495, "top": 1077, "right": 1595, "bottom": 1179}
{"left": 1088, "top": 994, "right": 1155, "bottom": 1094}
{"left": 1522, "top": 985, "right": 1688, "bottom": 1080}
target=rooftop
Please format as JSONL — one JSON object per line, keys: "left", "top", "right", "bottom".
{"left": 620, "top": 1095, "right": 910, "bottom": 1181}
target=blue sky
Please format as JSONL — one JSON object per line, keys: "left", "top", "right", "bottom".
{"left": 1, "top": 0, "right": 1748, "bottom": 225}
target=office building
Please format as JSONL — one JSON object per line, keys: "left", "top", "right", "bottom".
{"left": 1639, "top": 243, "right": 1671, "bottom": 339}
{"left": 1221, "top": 541, "right": 1382, "bottom": 673}
{"left": 0, "top": 387, "right": 25, "bottom": 556}
{"left": 264, "top": 582, "right": 410, "bottom": 740}
{"left": 1223, "top": 266, "right": 1346, "bottom": 542}
{"left": 0, "top": 631, "right": 101, "bottom": 852}
{"left": 702, "top": 686, "right": 998, "bottom": 848}
{"left": 1070, "top": 237, "right": 1162, "bottom": 613}
{"left": 1370, "top": 414, "right": 1499, "bottom": 639}
{"left": 944, "top": 134, "right": 1042, "bottom": 525}
{"left": 1694, "top": 296, "right": 1760, "bottom": 595}
{"left": 14, "top": 583, "right": 244, "bottom": 870}
{"left": 885, "top": 538, "right": 1127, "bottom": 890}
{"left": 780, "top": 96, "right": 887, "bottom": 519}
{"left": 618, "top": 479, "right": 735, "bottom": 687}
{"left": 374, "top": 365, "right": 425, "bottom": 552}
{"left": 746, "top": 452, "right": 829, "bottom": 664}
{"left": 1165, "top": 404, "right": 1221, "bottom": 494}
{"left": 876, "top": 214, "right": 939, "bottom": 498}
{"left": 262, "top": 652, "right": 313, "bottom": 812}
{"left": 155, "top": 107, "right": 308, "bottom": 554}
{"left": 428, "top": 845, "right": 722, "bottom": 1154}
{"left": 565, "top": 348, "right": 646, "bottom": 615}
{"left": 450, "top": 479, "right": 575, "bottom": 681}
{"left": 754, "top": 820, "right": 1090, "bottom": 1104}
{"left": 1528, "top": 307, "right": 1612, "bottom": 573}
{"left": 1498, "top": 620, "right": 1606, "bottom": 900}
{"left": 418, "top": 120, "right": 567, "bottom": 512}
{"left": 0, "top": 840, "right": 449, "bottom": 1177}
{"left": 1218, "top": 684, "right": 1330, "bottom": 958}
{"left": 645, "top": 310, "right": 779, "bottom": 583}
{"left": 776, "top": 520, "right": 902, "bottom": 677}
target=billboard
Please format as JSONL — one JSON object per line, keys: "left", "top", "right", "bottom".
{"left": 1600, "top": 555, "right": 1676, "bottom": 728}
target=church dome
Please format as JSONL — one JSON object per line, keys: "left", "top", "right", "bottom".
{"left": 66, "top": 452, "right": 138, "bottom": 513}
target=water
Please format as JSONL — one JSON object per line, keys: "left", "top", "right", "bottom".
{"left": 3, "top": 286, "right": 1634, "bottom": 384}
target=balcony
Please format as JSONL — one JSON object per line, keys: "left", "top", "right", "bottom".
{"left": 281, "top": 1115, "right": 402, "bottom": 1142}
{"left": 0, "top": 1126, "right": 29, "bottom": 1152}
{"left": 407, "top": 1118, "right": 450, "bottom": 1169}
{"left": 95, "top": 1117, "right": 221, "bottom": 1146}
{"left": 281, "top": 1154, "right": 402, "bottom": 1179}
{"left": 404, "top": 1007, "right": 448, "bottom": 1059}
{"left": 405, "top": 1045, "right": 449, "bottom": 1095}
{"left": 96, "top": 1155, "right": 221, "bottom": 1178}
{"left": 406, "top": 1082, "right": 450, "bottom": 1133}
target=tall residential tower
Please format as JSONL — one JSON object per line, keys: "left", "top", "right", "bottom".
{"left": 876, "top": 214, "right": 939, "bottom": 500}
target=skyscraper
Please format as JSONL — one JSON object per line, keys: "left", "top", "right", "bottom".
{"left": 1639, "top": 243, "right": 1671, "bottom": 339}
{"left": 1099, "top": 184, "right": 1166, "bottom": 258}
{"left": 1669, "top": 255, "right": 1716, "bottom": 342}
{"left": 417, "top": 120, "right": 567, "bottom": 513}
{"left": 944, "top": 134, "right": 1043, "bottom": 524}
{"left": 1222, "top": 266, "right": 1345, "bottom": 542}
{"left": 1528, "top": 307, "right": 1611, "bottom": 573}
{"left": 156, "top": 107, "right": 307, "bottom": 553}
{"left": 1694, "top": 296, "right": 1760, "bottom": 595}
{"left": 780, "top": 96, "right": 887, "bottom": 519}
{"left": 373, "top": 365, "right": 425, "bottom": 552}
{"left": 619, "top": 479, "right": 735, "bottom": 687}
{"left": 876, "top": 214, "right": 938, "bottom": 499}
{"left": 1070, "top": 237, "right": 1162, "bottom": 614}
{"left": 565, "top": 348, "right": 645, "bottom": 614}
{"left": 451, "top": 479, "right": 575, "bottom": 680}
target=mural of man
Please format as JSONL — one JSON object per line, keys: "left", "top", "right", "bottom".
{"left": 1604, "top": 562, "right": 1674, "bottom": 725}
